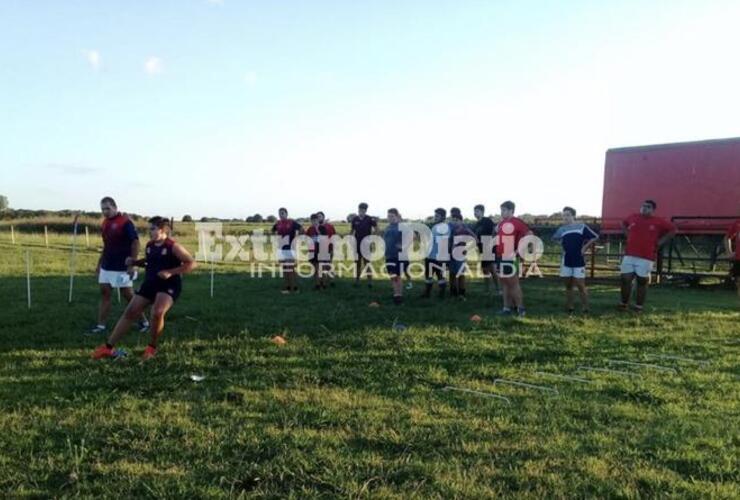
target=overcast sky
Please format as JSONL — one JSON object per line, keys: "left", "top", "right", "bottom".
{"left": 2, "top": 0, "right": 739, "bottom": 220}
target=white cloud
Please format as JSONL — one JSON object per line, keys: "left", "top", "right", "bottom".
{"left": 83, "top": 49, "right": 100, "bottom": 70}
{"left": 144, "top": 56, "right": 163, "bottom": 75}
{"left": 243, "top": 71, "right": 257, "bottom": 85}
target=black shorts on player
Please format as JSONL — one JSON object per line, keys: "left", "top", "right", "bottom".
{"left": 733, "top": 261, "right": 740, "bottom": 278}
{"left": 136, "top": 277, "right": 182, "bottom": 302}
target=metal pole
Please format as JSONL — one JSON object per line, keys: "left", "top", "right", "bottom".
{"left": 44, "top": 226, "right": 49, "bottom": 248}
{"left": 26, "top": 250, "right": 31, "bottom": 310}
{"left": 68, "top": 214, "right": 80, "bottom": 303}
{"left": 11, "top": 225, "right": 15, "bottom": 244}
{"left": 85, "top": 226, "right": 90, "bottom": 247}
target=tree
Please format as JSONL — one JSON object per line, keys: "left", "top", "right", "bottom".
{"left": 252, "top": 213, "right": 263, "bottom": 223}
{"left": 266, "top": 215, "right": 277, "bottom": 223}
{"left": 182, "top": 214, "right": 193, "bottom": 222}
{"left": 0, "top": 195, "right": 8, "bottom": 211}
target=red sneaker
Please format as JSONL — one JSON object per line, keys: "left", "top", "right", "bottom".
{"left": 142, "top": 345, "right": 157, "bottom": 360}
{"left": 92, "top": 344, "right": 115, "bottom": 360}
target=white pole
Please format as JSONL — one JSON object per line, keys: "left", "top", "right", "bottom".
{"left": 117, "top": 287, "right": 121, "bottom": 303}
{"left": 210, "top": 252, "right": 215, "bottom": 298}
{"left": 85, "top": 226, "right": 90, "bottom": 247}
{"left": 44, "top": 226, "right": 49, "bottom": 248}
{"left": 11, "top": 225, "right": 15, "bottom": 244}
{"left": 26, "top": 250, "right": 31, "bottom": 309}
{"left": 68, "top": 214, "right": 80, "bottom": 303}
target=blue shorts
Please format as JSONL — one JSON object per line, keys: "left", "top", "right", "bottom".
{"left": 385, "top": 259, "right": 408, "bottom": 277}
{"left": 449, "top": 259, "right": 467, "bottom": 276}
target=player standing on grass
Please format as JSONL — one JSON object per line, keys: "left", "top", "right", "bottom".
{"left": 473, "top": 204, "right": 498, "bottom": 295}
{"left": 724, "top": 217, "right": 740, "bottom": 299}
{"left": 306, "top": 213, "right": 330, "bottom": 290}
{"left": 496, "top": 201, "right": 532, "bottom": 317}
{"left": 89, "top": 197, "right": 149, "bottom": 335}
{"left": 448, "top": 207, "right": 476, "bottom": 300}
{"left": 351, "top": 202, "right": 377, "bottom": 287}
{"left": 92, "top": 217, "right": 196, "bottom": 360}
{"left": 422, "top": 208, "right": 450, "bottom": 299}
{"left": 552, "top": 206, "right": 599, "bottom": 313}
{"left": 619, "top": 200, "right": 676, "bottom": 312}
{"left": 271, "top": 207, "right": 302, "bottom": 294}
{"left": 383, "top": 208, "right": 408, "bottom": 305}
{"left": 317, "top": 211, "right": 336, "bottom": 287}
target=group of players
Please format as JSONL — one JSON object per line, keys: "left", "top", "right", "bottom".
{"left": 90, "top": 197, "right": 740, "bottom": 360}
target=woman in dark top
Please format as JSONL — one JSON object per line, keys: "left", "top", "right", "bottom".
{"left": 92, "top": 216, "right": 196, "bottom": 361}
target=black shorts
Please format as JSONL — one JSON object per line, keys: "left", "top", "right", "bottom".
{"left": 733, "top": 260, "right": 740, "bottom": 278}
{"left": 136, "top": 278, "right": 182, "bottom": 302}
{"left": 385, "top": 259, "right": 408, "bottom": 277}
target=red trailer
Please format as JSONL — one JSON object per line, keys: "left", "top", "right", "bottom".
{"left": 601, "top": 137, "right": 740, "bottom": 234}
{"left": 601, "top": 137, "right": 740, "bottom": 279}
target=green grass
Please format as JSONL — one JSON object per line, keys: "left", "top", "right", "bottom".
{"left": 0, "top": 238, "right": 738, "bottom": 498}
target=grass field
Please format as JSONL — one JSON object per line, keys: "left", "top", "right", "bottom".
{"left": 0, "top": 234, "right": 738, "bottom": 498}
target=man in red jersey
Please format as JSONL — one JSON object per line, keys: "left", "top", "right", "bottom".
{"left": 495, "top": 200, "right": 532, "bottom": 317}
{"left": 271, "top": 207, "right": 303, "bottom": 293}
{"left": 317, "top": 211, "right": 336, "bottom": 287}
{"left": 619, "top": 199, "right": 676, "bottom": 312}
{"left": 350, "top": 202, "right": 377, "bottom": 287}
{"left": 725, "top": 216, "right": 740, "bottom": 299}
{"left": 88, "top": 197, "right": 149, "bottom": 335}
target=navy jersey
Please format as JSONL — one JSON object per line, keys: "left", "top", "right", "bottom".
{"left": 552, "top": 223, "right": 599, "bottom": 267}
{"left": 144, "top": 238, "right": 182, "bottom": 284}
{"left": 101, "top": 214, "right": 138, "bottom": 271}
{"left": 384, "top": 223, "right": 404, "bottom": 260}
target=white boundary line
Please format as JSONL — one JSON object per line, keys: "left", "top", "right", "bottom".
{"left": 535, "top": 372, "right": 592, "bottom": 384}
{"left": 606, "top": 359, "right": 678, "bottom": 374}
{"left": 645, "top": 354, "right": 709, "bottom": 366}
{"left": 441, "top": 386, "right": 511, "bottom": 405}
{"left": 493, "top": 378, "right": 558, "bottom": 394}
{"left": 577, "top": 366, "right": 641, "bottom": 378}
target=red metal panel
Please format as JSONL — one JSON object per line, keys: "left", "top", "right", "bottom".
{"left": 601, "top": 138, "right": 740, "bottom": 233}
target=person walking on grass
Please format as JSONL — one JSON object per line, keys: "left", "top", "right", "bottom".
{"left": 383, "top": 208, "right": 408, "bottom": 305}
{"left": 306, "top": 213, "right": 330, "bottom": 290}
{"left": 350, "top": 202, "right": 377, "bottom": 288}
{"left": 473, "top": 204, "right": 499, "bottom": 295}
{"left": 422, "top": 208, "right": 451, "bottom": 299}
{"left": 619, "top": 199, "right": 676, "bottom": 312}
{"left": 448, "top": 207, "right": 476, "bottom": 300}
{"left": 89, "top": 196, "right": 149, "bottom": 335}
{"left": 552, "top": 206, "right": 599, "bottom": 313}
{"left": 271, "top": 207, "right": 302, "bottom": 294}
{"left": 496, "top": 200, "right": 532, "bottom": 317}
{"left": 92, "top": 217, "right": 196, "bottom": 360}
{"left": 316, "top": 211, "right": 336, "bottom": 287}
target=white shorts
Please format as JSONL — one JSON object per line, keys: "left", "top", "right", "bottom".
{"left": 620, "top": 256, "right": 653, "bottom": 278}
{"left": 276, "top": 249, "right": 296, "bottom": 262}
{"left": 560, "top": 266, "right": 586, "bottom": 279}
{"left": 98, "top": 268, "right": 137, "bottom": 288}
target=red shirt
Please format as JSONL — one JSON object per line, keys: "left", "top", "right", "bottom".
{"left": 101, "top": 213, "right": 138, "bottom": 271}
{"left": 271, "top": 219, "right": 302, "bottom": 249}
{"left": 726, "top": 220, "right": 740, "bottom": 261}
{"left": 496, "top": 216, "right": 530, "bottom": 259}
{"left": 623, "top": 214, "right": 675, "bottom": 261}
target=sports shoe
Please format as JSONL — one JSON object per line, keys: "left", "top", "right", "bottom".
{"left": 517, "top": 308, "right": 527, "bottom": 317}
{"left": 142, "top": 345, "right": 157, "bottom": 361}
{"left": 91, "top": 344, "right": 127, "bottom": 360}
{"left": 498, "top": 308, "right": 513, "bottom": 316}
{"left": 86, "top": 324, "right": 107, "bottom": 336}
{"left": 138, "top": 319, "right": 150, "bottom": 333}
{"left": 405, "top": 281, "right": 414, "bottom": 290}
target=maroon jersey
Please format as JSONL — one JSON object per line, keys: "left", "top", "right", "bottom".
{"left": 101, "top": 213, "right": 138, "bottom": 271}
{"left": 144, "top": 238, "right": 182, "bottom": 283}
{"left": 272, "top": 219, "right": 302, "bottom": 249}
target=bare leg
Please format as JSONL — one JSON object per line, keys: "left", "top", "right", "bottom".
{"left": 635, "top": 276, "right": 649, "bottom": 307}
{"left": 107, "top": 295, "right": 151, "bottom": 346}
{"left": 121, "top": 287, "right": 147, "bottom": 323}
{"left": 391, "top": 276, "right": 402, "bottom": 296}
{"left": 564, "top": 277, "right": 574, "bottom": 311}
{"left": 97, "top": 284, "right": 112, "bottom": 325}
{"left": 574, "top": 278, "right": 588, "bottom": 311}
{"left": 620, "top": 273, "right": 634, "bottom": 305}
{"left": 148, "top": 293, "right": 174, "bottom": 347}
